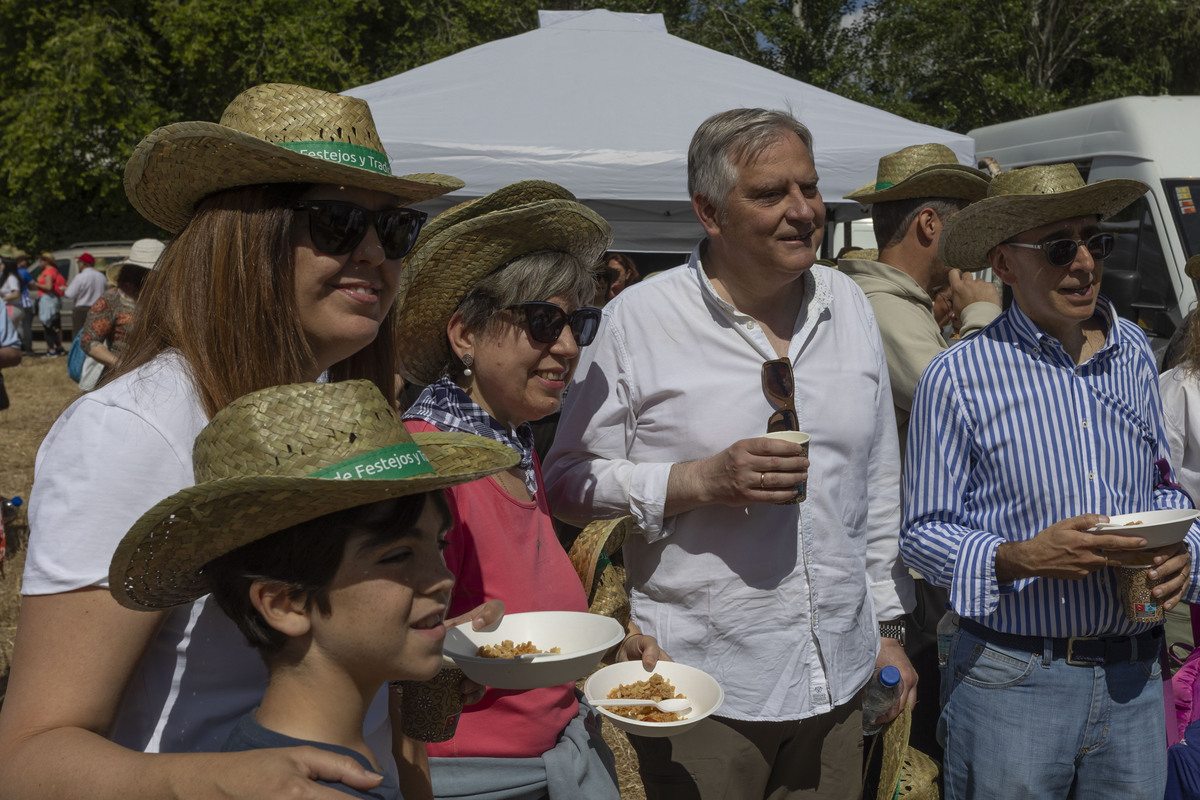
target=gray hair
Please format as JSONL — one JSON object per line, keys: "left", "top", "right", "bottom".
{"left": 687, "top": 108, "right": 815, "bottom": 219}
{"left": 873, "top": 197, "right": 968, "bottom": 249}
{"left": 446, "top": 250, "right": 600, "bottom": 378}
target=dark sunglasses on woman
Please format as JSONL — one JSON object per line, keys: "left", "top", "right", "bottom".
{"left": 294, "top": 201, "right": 428, "bottom": 260}
{"left": 1005, "top": 232, "right": 1117, "bottom": 268}
{"left": 506, "top": 301, "right": 603, "bottom": 346}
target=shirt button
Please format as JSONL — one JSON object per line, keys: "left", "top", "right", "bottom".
{"left": 1088, "top": 472, "right": 1095, "bottom": 481}
{"left": 1082, "top": 421, "right": 1088, "bottom": 428}
{"left": 746, "top": 320, "right": 756, "bottom": 329}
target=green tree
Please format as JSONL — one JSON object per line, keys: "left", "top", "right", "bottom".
{"left": 853, "top": 0, "right": 1200, "bottom": 132}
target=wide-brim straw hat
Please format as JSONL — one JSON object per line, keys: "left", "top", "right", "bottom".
{"left": 395, "top": 180, "right": 612, "bottom": 385}
{"left": 877, "top": 704, "right": 941, "bottom": 800}
{"left": 940, "top": 163, "right": 1148, "bottom": 271}
{"left": 845, "top": 143, "right": 990, "bottom": 204}
{"left": 109, "top": 379, "right": 518, "bottom": 611}
{"left": 125, "top": 83, "right": 465, "bottom": 234}
{"left": 568, "top": 516, "right": 631, "bottom": 628}
{"left": 108, "top": 238, "right": 167, "bottom": 286}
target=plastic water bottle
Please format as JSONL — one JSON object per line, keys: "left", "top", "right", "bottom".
{"left": 1, "top": 496, "right": 22, "bottom": 526}
{"left": 936, "top": 604, "right": 960, "bottom": 666}
{"left": 862, "top": 665, "right": 904, "bottom": 736}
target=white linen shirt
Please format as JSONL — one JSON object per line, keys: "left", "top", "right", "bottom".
{"left": 544, "top": 246, "right": 913, "bottom": 721}
{"left": 1161, "top": 365, "right": 1200, "bottom": 503}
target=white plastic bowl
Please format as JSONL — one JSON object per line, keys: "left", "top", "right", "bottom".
{"left": 1097, "top": 509, "right": 1200, "bottom": 549}
{"left": 443, "top": 611, "right": 623, "bottom": 691}
{"left": 584, "top": 660, "right": 724, "bottom": 738}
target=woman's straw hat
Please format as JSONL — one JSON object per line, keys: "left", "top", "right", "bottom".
{"left": 108, "top": 238, "right": 166, "bottom": 286}
{"left": 394, "top": 180, "right": 612, "bottom": 385}
{"left": 844, "top": 143, "right": 990, "bottom": 204}
{"left": 939, "top": 163, "right": 1148, "bottom": 271}
{"left": 124, "top": 83, "right": 465, "bottom": 234}
{"left": 109, "top": 380, "right": 517, "bottom": 611}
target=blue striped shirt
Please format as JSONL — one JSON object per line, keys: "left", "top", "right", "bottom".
{"left": 901, "top": 299, "right": 1200, "bottom": 637}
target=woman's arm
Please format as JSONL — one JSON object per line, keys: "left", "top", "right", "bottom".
{"left": 0, "top": 589, "right": 383, "bottom": 800}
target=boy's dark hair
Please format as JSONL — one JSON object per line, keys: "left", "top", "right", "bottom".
{"left": 872, "top": 196, "right": 968, "bottom": 249}
{"left": 203, "top": 490, "right": 451, "bottom": 659}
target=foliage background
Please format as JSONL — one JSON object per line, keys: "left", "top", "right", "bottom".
{"left": 1, "top": 0, "right": 1197, "bottom": 250}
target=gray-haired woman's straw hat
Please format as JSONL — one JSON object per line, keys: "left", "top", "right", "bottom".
{"left": 109, "top": 380, "right": 517, "bottom": 611}
{"left": 938, "top": 163, "right": 1148, "bottom": 271}
{"left": 394, "top": 180, "right": 613, "bottom": 386}
{"left": 844, "top": 143, "right": 990, "bottom": 204}
{"left": 108, "top": 238, "right": 166, "bottom": 286}
{"left": 124, "top": 83, "right": 465, "bottom": 234}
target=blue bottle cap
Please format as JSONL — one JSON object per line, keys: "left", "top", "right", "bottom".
{"left": 880, "top": 665, "right": 901, "bottom": 687}
{"left": 11, "top": 497, "right": 22, "bottom": 507}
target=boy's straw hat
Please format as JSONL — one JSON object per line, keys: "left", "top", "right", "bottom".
{"left": 877, "top": 704, "right": 940, "bottom": 799}
{"left": 568, "top": 517, "right": 632, "bottom": 628}
{"left": 844, "top": 143, "right": 990, "bottom": 204}
{"left": 124, "top": 83, "right": 465, "bottom": 234}
{"left": 939, "top": 163, "right": 1148, "bottom": 271}
{"left": 109, "top": 380, "right": 517, "bottom": 611}
{"left": 394, "top": 180, "right": 612, "bottom": 385}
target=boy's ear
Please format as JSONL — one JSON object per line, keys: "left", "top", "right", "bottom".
{"left": 249, "top": 580, "right": 312, "bottom": 638}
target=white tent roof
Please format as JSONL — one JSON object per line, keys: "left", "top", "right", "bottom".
{"left": 348, "top": 9, "right": 974, "bottom": 253}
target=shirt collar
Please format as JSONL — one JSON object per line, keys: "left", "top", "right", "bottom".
{"left": 1007, "top": 296, "right": 1121, "bottom": 363}
{"left": 688, "top": 243, "right": 833, "bottom": 341}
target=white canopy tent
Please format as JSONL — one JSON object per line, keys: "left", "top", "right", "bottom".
{"left": 348, "top": 9, "right": 974, "bottom": 255}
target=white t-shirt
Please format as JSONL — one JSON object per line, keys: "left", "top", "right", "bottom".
{"left": 24, "top": 352, "right": 392, "bottom": 757}
{"left": 63, "top": 268, "right": 110, "bottom": 308}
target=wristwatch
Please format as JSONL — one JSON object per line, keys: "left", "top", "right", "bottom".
{"left": 879, "top": 620, "right": 907, "bottom": 646}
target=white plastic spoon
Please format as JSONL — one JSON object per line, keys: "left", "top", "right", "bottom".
{"left": 597, "top": 698, "right": 692, "bottom": 714}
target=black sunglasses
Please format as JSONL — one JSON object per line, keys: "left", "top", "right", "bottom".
{"left": 762, "top": 357, "right": 798, "bottom": 433}
{"left": 294, "top": 201, "right": 427, "bottom": 260}
{"left": 506, "top": 301, "right": 602, "bottom": 346}
{"left": 1005, "top": 232, "right": 1117, "bottom": 268}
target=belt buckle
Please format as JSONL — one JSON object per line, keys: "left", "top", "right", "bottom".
{"left": 1066, "top": 637, "right": 1105, "bottom": 666}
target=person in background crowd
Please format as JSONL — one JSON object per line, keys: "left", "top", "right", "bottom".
{"left": 902, "top": 163, "right": 1200, "bottom": 799}
{"left": 0, "top": 82, "right": 475, "bottom": 800}
{"left": 545, "top": 108, "right": 915, "bottom": 800}
{"left": 33, "top": 251, "right": 65, "bottom": 355}
{"left": 603, "top": 251, "right": 640, "bottom": 301}
{"left": 79, "top": 239, "right": 166, "bottom": 381}
{"left": 64, "top": 252, "right": 110, "bottom": 338}
{"left": 1, "top": 251, "right": 36, "bottom": 355}
{"left": 838, "top": 143, "right": 995, "bottom": 764}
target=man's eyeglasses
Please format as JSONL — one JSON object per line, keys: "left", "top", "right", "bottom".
{"left": 294, "top": 201, "right": 427, "bottom": 260}
{"left": 506, "top": 301, "right": 603, "bottom": 346}
{"left": 1005, "top": 232, "right": 1117, "bottom": 268}
{"left": 762, "top": 358, "right": 798, "bottom": 433}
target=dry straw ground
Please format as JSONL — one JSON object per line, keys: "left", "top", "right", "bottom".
{"left": 0, "top": 356, "right": 647, "bottom": 798}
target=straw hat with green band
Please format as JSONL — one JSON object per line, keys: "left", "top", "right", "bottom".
{"left": 938, "top": 163, "right": 1148, "bottom": 272}
{"left": 395, "top": 180, "right": 612, "bottom": 386}
{"left": 844, "top": 143, "right": 990, "bottom": 205}
{"left": 124, "top": 82, "right": 465, "bottom": 234}
{"left": 110, "top": 379, "right": 517, "bottom": 611}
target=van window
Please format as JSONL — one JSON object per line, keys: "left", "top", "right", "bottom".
{"left": 1101, "top": 197, "right": 1179, "bottom": 340}
{"left": 1164, "top": 179, "right": 1200, "bottom": 259}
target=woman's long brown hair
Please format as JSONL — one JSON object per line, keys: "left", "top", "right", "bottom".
{"left": 110, "top": 184, "right": 400, "bottom": 418}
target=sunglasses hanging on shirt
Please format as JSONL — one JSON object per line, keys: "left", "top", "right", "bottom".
{"left": 762, "top": 357, "right": 798, "bottom": 433}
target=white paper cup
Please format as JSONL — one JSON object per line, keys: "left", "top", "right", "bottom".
{"left": 761, "top": 431, "right": 810, "bottom": 503}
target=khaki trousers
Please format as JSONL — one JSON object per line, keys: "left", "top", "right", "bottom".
{"left": 628, "top": 694, "right": 865, "bottom": 800}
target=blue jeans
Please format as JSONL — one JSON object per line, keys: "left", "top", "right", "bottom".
{"left": 939, "top": 623, "right": 1166, "bottom": 799}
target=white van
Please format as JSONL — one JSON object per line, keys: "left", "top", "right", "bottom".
{"left": 970, "top": 96, "right": 1200, "bottom": 362}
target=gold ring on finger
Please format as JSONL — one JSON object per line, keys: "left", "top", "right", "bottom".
{"left": 760, "top": 472, "right": 766, "bottom": 490}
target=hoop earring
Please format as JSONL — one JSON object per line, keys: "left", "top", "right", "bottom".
{"left": 461, "top": 353, "right": 474, "bottom": 377}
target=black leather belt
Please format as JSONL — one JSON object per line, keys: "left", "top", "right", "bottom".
{"left": 959, "top": 617, "right": 1162, "bottom": 666}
